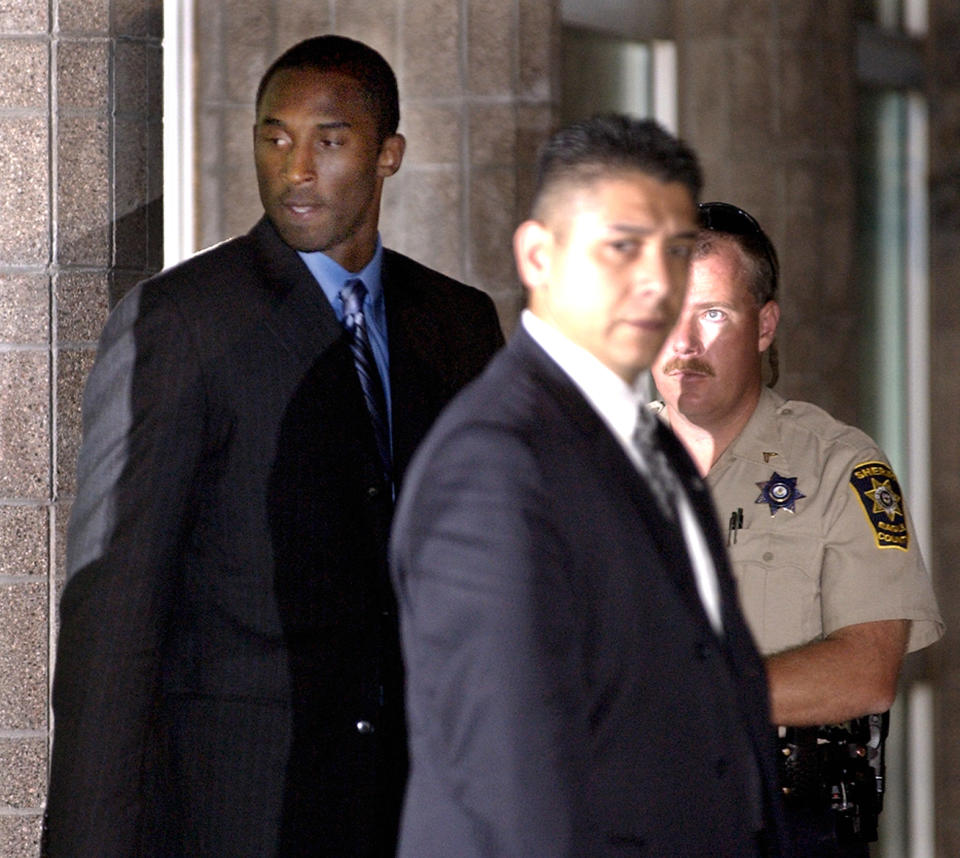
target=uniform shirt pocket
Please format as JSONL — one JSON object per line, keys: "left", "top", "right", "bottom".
{"left": 727, "top": 529, "right": 825, "bottom": 656}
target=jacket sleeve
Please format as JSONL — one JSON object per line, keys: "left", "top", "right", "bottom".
{"left": 391, "top": 420, "right": 593, "bottom": 857}
{"left": 44, "top": 283, "right": 206, "bottom": 857}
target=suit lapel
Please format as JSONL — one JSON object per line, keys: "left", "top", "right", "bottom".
{"left": 663, "top": 425, "right": 748, "bottom": 631}
{"left": 244, "top": 217, "right": 385, "bottom": 489}
{"left": 661, "top": 420, "right": 768, "bottom": 676}
{"left": 246, "top": 217, "right": 345, "bottom": 366}
{"left": 655, "top": 423, "right": 739, "bottom": 636}
{"left": 380, "top": 252, "right": 454, "bottom": 484}
{"left": 511, "top": 329, "right": 721, "bottom": 636}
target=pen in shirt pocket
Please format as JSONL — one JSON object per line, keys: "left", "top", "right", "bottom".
{"left": 727, "top": 507, "right": 744, "bottom": 546}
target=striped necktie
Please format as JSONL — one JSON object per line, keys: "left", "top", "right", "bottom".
{"left": 340, "top": 279, "right": 392, "bottom": 482}
{"left": 632, "top": 405, "right": 681, "bottom": 522}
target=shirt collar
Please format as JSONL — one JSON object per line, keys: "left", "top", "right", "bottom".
{"left": 718, "top": 386, "right": 786, "bottom": 468}
{"left": 297, "top": 237, "right": 385, "bottom": 324}
{"left": 521, "top": 310, "right": 646, "bottom": 450}
{"left": 651, "top": 386, "right": 787, "bottom": 481}
{"left": 522, "top": 314, "right": 723, "bottom": 633}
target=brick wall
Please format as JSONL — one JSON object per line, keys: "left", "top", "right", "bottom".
{"left": 928, "top": 1, "right": 960, "bottom": 853}
{"left": 0, "top": 1, "right": 162, "bottom": 853}
{"left": 676, "top": 0, "right": 860, "bottom": 422}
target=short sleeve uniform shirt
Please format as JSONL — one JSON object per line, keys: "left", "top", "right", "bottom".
{"left": 654, "top": 388, "right": 943, "bottom": 656}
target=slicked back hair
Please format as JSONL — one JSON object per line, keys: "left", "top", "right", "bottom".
{"left": 255, "top": 35, "right": 400, "bottom": 143}
{"left": 530, "top": 114, "right": 703, "bottom": 225}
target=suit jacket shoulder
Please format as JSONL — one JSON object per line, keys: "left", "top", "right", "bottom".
{"left": 134, "top": 218, "right": 329, "bottom": 324}
{"left": 381, "top": 248, "right": 503, "bottom": 363}
{"left": 382, "top": 250, "right": 498, "bottom": 314}
{"left": 381, "top": 248, "right": 504, "bottom": 475}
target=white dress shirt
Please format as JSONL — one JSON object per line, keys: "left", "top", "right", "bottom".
{"left": 522, "top": 310, "right": 723, "bottom": 633}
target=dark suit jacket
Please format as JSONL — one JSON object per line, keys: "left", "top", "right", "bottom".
{"left": 44, "top": 217, "right": 504, "bottom": 858}
{"left": 391, "top": 328, "right": 789, "bottom": 857}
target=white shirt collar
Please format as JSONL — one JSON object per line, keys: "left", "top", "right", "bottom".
{"left": 521, "top": 310, "right": 645, "bottom": 457}
{"left": 521, "top": 310, "right": 723, "bottom": 633}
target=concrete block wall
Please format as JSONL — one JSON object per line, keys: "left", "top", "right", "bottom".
{"left": 928, "top": 1, "right": 960, "bottom": 853}
{"left": 0, "top": 1, "right": 162, "bottom": 854}
{"left": 675, "top": 0, "right": 860, "bottom": 424}
{"left": 193, "top": 0, "right": 559, "bottom": 333}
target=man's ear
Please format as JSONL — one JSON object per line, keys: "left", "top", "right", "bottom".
{"left": 758, "top": 299, "right": 780, "bottom": 352}
{"left": 377, "top": 134, "right": 406, "bottom": 177}
{"left": 513, "top": 219, "right": 552, "bottom": 292}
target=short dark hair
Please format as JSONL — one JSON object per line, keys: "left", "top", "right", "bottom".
{"left": 695, "top": 202, "right": 779, "bottom": 307}
{"left": 530, "top": 114, "right": 702, "bottom": 221}
{"left": 255, "top": 35, "right": 400, "bottom": 142}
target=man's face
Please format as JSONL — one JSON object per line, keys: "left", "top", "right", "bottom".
{"left": 652, "top": 238, "right": 779, "bottom": 428}
{"left": 516, "top": 172, "right": 698, "bottom": 384}
{"left": 254, "top": 66, "right": 404, "bottom": 270}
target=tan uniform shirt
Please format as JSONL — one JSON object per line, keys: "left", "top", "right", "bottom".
{"left": 654, "top": 388, "right": 944, "bottom": 656}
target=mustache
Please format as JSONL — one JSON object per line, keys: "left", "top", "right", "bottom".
{"left": 661, "top": 357, "right": 715, "bottom": 376}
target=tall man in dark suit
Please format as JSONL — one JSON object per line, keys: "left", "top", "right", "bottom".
{"left": 391, "top": 115, "right": 789, "bottom": 857}
{"left": 43, "top": 35, "right": 503, "bottom": 858}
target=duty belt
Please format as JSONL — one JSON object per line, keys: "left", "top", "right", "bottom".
{"left": 777, "top": 711, "right": 889, "bottom": 844}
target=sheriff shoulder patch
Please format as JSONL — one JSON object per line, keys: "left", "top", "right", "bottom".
{"left": 849, "top": 460, "right": 909, "bottom": 551}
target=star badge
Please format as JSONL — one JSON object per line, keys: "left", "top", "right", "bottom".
{"left": 755, "top": 471, "right": 805, "bottom": 515}
{"left": 865, "top": 478, "right": 903, "bottom": 522}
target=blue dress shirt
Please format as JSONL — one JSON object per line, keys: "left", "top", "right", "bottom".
{"left": 298, "top": 239, "right": 392, "bottom": 430}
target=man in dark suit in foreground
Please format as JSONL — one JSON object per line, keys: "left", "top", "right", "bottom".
{"left": 43, "top": 35, "right": 503, "bottom": 858}
{"left": 391, "top": 115, "right": 789, "bottom": 856}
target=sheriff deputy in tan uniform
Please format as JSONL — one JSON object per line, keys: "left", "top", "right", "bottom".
{"left": 651, "top": 201, "right": 944, "bottom": 858}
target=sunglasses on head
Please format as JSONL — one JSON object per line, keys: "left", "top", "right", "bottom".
{"left": 697, "top": 201, "right": 780, "bottom": 292}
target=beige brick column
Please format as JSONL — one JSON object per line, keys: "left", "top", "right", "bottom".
{"left": 0, "top": 1, "right": 162, "bottom": 854}
{"left": 193, "top": 0, "right": 559, "bottom": 332}
{"left": 675, "top": 0, "right": 860, "bottom": 422}
{"left": 928, "top": 0, "right": 960, "bottom": 853}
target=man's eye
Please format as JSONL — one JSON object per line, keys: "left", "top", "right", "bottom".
{"left": 668, "top": 244, "right": 693, "bottom": 260}
{"left": 703, "top": 309, "right": 726, "bottom": 322}
{"left": 609, "top": 240, "right": 638, "bottom": 254}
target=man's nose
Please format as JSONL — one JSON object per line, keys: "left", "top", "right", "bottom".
{"left": 632, "top": 247, "right": 673, "bottom": 296}
{"left": 282, "top": 144, "right": 315, "bottom": 183}
{"left": 668, "top": 313, "right": 702, "bottom": 355}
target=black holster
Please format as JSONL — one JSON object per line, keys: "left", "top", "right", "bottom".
{"left": 777, "top": 712, "right": 889, "bottom": 844}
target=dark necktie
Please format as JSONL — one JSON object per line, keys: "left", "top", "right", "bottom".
{"left": 632, "top": 405, "right": 682, "bottom": 522}
{"left": 340, "top": 279, "right": 392, "bottom": 482}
